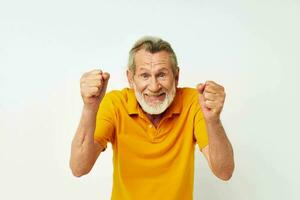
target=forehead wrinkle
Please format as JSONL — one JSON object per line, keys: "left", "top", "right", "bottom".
{"left": 137, "top": 61, "right": 169, "bottom": 71}
{"left": 142, "top": 58, "right": 169, "bottom": 69}
{"left": 135, "top": 49, "right": 172, "bottom": 70}
{"left": 138, "top": 66, "right": 169, "bottom": 73}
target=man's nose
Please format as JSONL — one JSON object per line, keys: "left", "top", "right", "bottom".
{"left": 148, "top": 77, "right": 161, "bottom": 92}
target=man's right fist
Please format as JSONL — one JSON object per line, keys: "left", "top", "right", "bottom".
{"left": 80, "top": 69, "right": 110, "bottom": 110}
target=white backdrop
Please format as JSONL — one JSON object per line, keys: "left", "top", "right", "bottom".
{"left": 1, "top": 0, "right": 299, "bottom": 199}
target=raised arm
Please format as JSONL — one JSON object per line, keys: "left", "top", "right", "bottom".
{"left": 197, "top": 81, "right": 234, "bottom": 181}
{"left": 69, "top": 69, "right": 110, "bottom": 177}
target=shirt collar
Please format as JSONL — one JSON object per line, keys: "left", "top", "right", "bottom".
{"left": 127, "top": 88, "right": 139, "bottom": 115}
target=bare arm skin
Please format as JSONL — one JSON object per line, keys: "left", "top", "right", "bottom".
{"left": 197, "top": 81, "right": 235, "bottom": 181}
{"left": 69, "top": 69, "right": 110, "bottom": 177}
{"left": 202, "top": 120, "right": 234, "bottom": 181}
{"left": 70, "top": 106, "right": 103, "bottom": 177}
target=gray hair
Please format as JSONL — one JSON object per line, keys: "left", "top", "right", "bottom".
{"left": 127, "top": 36, "right": 178, "bottom": 74}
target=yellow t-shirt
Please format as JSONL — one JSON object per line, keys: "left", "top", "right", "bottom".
{"left": 94, "top": 87, "right": 208, "bottom": 200}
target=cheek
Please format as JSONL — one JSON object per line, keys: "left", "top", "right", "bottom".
{"left": 161, "top": 79, "right": 175, "bottom": 90}
{"left": 134, "top": 80, "right": 148, "bottom": 92}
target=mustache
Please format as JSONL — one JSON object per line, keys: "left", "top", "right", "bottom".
{"left": 144, "top": 91, "right": 166, "bottom": 96}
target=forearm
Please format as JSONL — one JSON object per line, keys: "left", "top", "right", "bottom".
{"left": 70, "top": 105, "right": 102, "bottom": 177}
{"left": 206, "top": 119, "right": 234, "bottom": 180}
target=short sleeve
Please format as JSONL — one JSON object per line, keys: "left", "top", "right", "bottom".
{"left": 94, "top": 93, "right": 116, "bottom": 152}
{"left": 193, "top": 97, "right": 209, "bottom": 151}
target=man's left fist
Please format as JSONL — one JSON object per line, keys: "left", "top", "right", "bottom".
{"left": 196, "top": 81, "right": 226, "bottom": 122}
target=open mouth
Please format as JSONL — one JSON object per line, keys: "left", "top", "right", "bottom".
{"left": 144, "top": 93, "right": 166, "bottom": 104}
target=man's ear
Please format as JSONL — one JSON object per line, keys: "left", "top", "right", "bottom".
{"left": 126, "top": 70, "right": 134, "bottom": 88}
{"left": 175, "top": 67, "right": 180, "bottom": 87}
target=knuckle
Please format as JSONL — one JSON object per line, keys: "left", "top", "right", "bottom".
{"left": 93, "top": 69, "right": 102, "bottom": 74}
{"left": 95, "top": 74, "right": 101, "bottom": 80}
{"left": 93, "top": 87, "right": 99, "bottom": 92}
{"left": 206, "top": 85, "right": 212, "bottom": 91}
{"left": 80, "top": 76, "right": 85, "bottom": 84}
{"left": 80, "top": 84, "right": 86, "bottom": 89}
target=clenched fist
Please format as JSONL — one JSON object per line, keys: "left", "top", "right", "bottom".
{"left": 80, "top": 69, "right": 110, "bottom": 111}
{"left": 197, "top": 81, "right": 226, "bottom": 123}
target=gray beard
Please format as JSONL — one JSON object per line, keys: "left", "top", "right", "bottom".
{"left": 133, "top": 82, "right": 176, "bottom": 115}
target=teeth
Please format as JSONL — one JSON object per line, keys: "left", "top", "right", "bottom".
{"left": 147, "top": 93, "right": 164, "bottom": 96}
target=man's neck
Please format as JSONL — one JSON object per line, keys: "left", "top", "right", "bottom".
{"left": 146, "top": 113, "right": 164, "bottom": 128}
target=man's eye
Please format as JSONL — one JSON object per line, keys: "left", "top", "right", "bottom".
{"left": 140, "top": 74, "right": 150, "bottom": 79}
{"left": 158, "top": 73, "right": 166, "bottom": 78}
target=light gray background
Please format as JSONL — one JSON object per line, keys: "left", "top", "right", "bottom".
{"left": 0, "top": 0, "right": 299, "bottom": 199}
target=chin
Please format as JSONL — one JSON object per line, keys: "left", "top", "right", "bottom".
{"left": 132, "top": 82, "right": 177, "bottom": 115}
{"left": 141, "top": 98, "right": 170, "bottom": 115}
{"left": 145, "top": 99, "right": 165, "bottom": 107}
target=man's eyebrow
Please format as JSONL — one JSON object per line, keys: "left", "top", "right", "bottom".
{"left": 156, "top": 68, "right": 170, "bottom": 72}
{"left": 137, "top": 67, "right": 170, "bottom": 72}
{"left": 137, "top": 67, "right": 151, "bottom": 72}
{"left": 158, "top": 67, "right": 169, "bottom": 71}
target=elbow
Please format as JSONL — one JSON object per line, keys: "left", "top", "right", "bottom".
{"left": 71, "top": 169, "right": 87, "bottom": 177}
{"left": 213, "top": 163, "right": 235, "bottom": 181}
{"left": 217, "top": 171, "right": 233, "bottom": 181}
{"left": 69, "top": 162, "right": 91, "bottom": 177}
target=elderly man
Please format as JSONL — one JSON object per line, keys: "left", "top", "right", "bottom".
{"left": 70, "top": 36, "right": 234, "bottom": 200}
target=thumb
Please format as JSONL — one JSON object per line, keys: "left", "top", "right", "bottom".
{"left": 196, "top": 83, "right": 210, "bottom": 112}
{"left": 101, "top": 72, "right": 110, "bottom": 92}
{"left": 102, "top": 72, "right": 110, "bottom": 81}
{"left": 196, "top": 83, "right": 205, "bottom": 94}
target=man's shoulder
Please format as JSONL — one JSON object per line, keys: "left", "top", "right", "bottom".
{"left": 178, "top": 87, "right": 198, "bottom": 94}
{"left": 104, "top": 87, "right": 133, "bottom": 103}
{"left": 175, "top": 87, "right": 200, "bottom": 114}
{"left": 101, "top": 88, "right": 136, "bottom": 114}
{"left": 177, "top": 87, "right": 199, "bottom": 100}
